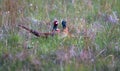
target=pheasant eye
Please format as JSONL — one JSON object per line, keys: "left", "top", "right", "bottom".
{"left": 54, "top": 20, "right": 58, "bottom": 25}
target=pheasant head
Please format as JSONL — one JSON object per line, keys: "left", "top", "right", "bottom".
{"left": 52, "top": 20, "right": 60, "bottom": 33}
{"left": 53, "top": 20, "right": 58, "bottom": 30}
{"left": 62, "top": 20, "right": 67, "bottom": 29}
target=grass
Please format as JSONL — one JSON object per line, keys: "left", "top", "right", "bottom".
{"left": 0, "top": 0, "right": 120, "bottom": 71}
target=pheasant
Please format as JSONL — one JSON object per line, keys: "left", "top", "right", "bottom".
{"left": 60, "top": 20, "right": 69, "bottom": 38}
{"left": 18, "top": 20, "right": 60, "bottom": 38}
{"left": 52, "top": 20, "right": 60, "bottom": 34}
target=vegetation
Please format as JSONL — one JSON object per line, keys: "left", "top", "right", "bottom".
{"left": 0, "top": 0, "right": 120, "bottom": 71}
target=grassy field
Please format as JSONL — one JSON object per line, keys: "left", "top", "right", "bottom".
{"left": 0, "top": 0, "right": 120, "bottom": 71}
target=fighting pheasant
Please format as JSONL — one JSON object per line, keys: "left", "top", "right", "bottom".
{"left": 18, "top": 20, "right": 60, "bottom": 38}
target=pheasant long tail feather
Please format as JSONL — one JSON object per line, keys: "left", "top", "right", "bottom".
{"left": 18, "top": 24, "right": 41, "bottom": 37}
{"left": 18, "top": 25, "right": 54, "bottom": 37}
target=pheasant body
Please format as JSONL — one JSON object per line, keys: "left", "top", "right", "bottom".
{"left": 60, "top": 20, "right": 69, "bottom": 38}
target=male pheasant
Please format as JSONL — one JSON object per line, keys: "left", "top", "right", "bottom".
{"left": 52, "top": 20, "right": 60, "bottom": 34}
{"left": 60, "top": 20, "right": 69, "bottom": 38}
{"left": 18, "top": 20, "right": 60, "bottom": 38}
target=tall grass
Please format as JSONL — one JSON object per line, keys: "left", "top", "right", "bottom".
{"left": 0, "top": 0, "right": 120, "bottom": 71}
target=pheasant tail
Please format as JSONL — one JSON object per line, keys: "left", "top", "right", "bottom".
{"left": 18, "top": 24, "right": 40, "bottom": 37}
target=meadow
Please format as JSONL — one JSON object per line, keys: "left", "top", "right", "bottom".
{"left": 0, "top": 0, "right": 120, "bottom": 71}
